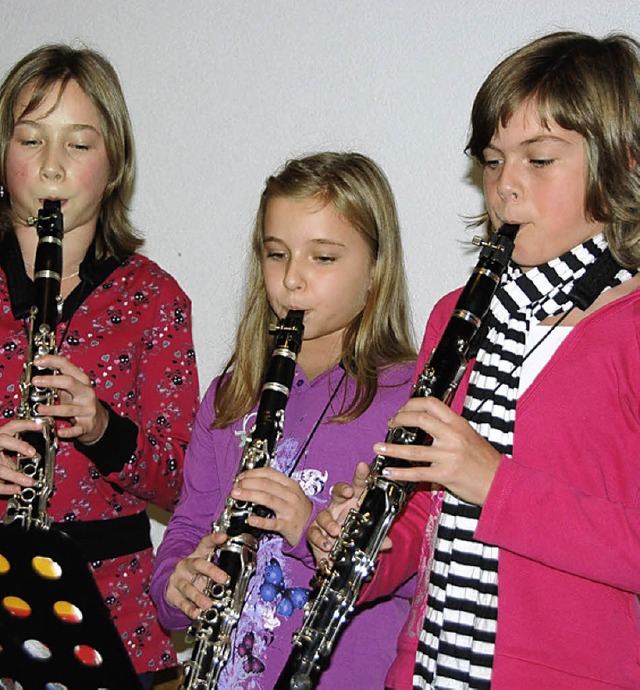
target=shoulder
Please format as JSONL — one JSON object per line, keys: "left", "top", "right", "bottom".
{"left": 377, "top": 360, "right": 416, "bottom": 388}
{"left": 416, "top": 287, "right": 463, "bottom": 365}
{"left": 582, "top": 281, "right": 640, "bottom": 334}
{"left": 202, "top": 374, "right": 226, "bottom": 407}
{"left": 583, "top": 283, "right": 640, "bottom": 356}
{"left": 431, "top": 288, "right": 463, "bottom": 323}
{"left": 117, "top": 253, "right": 191, "bottom": 303}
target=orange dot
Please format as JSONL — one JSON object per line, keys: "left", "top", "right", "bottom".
{"left": 3, "top": 595, "right": 31, "bottom": 618}
{"left": 53, "top": 601, "right": 83, "bottom": 624}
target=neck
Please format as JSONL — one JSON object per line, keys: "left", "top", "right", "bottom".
{"left": 15, "top": 223, "right": 91, "bottom": 283}
{"left": 297, "top": 343, "right": 342, "bottom": 382}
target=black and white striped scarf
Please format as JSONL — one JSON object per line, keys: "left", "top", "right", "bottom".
{"left": 413, "top": 235, "right": 633, "bottom": 689}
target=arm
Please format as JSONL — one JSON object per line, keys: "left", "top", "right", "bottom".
{"left": 81, "top": 285, "right": 199, "bottom": 509}
{"left": 359, "top": 486, "right": 434, "bottom": 604}
{"left": 382, "top": 294, "right": 640, "bottom": 592}
{"left": 474, "top": 304, "right": 640, "bottom": 592}
{"left": 150, "top": 381, "right": 224, "bottom": 629}
{"left": 476, "top": 448, "right": 640, "bottom": 592}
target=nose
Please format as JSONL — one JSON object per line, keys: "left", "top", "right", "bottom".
{"left": 496, "top": 161, "right": 520, "bottom": 202}
{"left": 283, "top": 258, "right": 305, "bottom": 291}
{"left": 40, "top": 144, "right": 65, "bottom": 182}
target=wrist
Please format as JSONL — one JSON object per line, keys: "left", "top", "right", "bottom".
{"left": 80, "top": 403, "right": 109, "bottom": 446}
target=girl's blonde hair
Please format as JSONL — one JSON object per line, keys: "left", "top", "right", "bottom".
{"left": 467, "top": 31, "right": 640, "bottom": 268}
{"left": 213, "top": 152, "right": 415, "bottom": 428}
{"left": 0, "top": 43, "right": 141, "bottom": 260}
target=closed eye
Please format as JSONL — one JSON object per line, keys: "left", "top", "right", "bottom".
{"left": 530, "top": 158, "right": 554, "bottom": 168}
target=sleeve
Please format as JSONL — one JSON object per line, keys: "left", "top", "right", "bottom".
{"left": 81, "top": 281, "right": 199, "bottom": 510}
{"left": 476, "top": 304, "right": 640, "bottom": 593}
{"left": 150, "top": 382, "right": 223, "bottom": 630}
{"left": 476, "top": 452, "right": 640, "bottom": 593}
{"left": 359, "top": 487, "right": 433, "bottom": 603}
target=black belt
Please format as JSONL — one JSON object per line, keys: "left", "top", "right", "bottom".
{"left": 51, "top": 511, "right": 152, "bottom": 562}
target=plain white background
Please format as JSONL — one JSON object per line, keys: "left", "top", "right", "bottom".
{"left": 3, "top": 1, "right": 639, "bottom": 387}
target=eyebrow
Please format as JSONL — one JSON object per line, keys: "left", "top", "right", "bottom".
{"left": 263, "top": 236, "right": 346, "bottom": 248}
{"left": 484, "top": 134, "right": 570, "bottom": 151}
{"left": 14, "top": 120, "right": 102, "bottom": 135}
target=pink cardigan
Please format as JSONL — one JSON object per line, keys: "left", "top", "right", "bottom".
{"left": 363, "top": 286, "right": 640, "bottom": 689}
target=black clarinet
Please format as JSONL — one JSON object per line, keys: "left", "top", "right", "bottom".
{"left": 4, "top": 199, "right": 63, "bottom": 529}
{"left": 181, "top": 309, "right": 305, "bottom": 689}
{"left": 277, "top": 225, "right": 519, "bottom": 690}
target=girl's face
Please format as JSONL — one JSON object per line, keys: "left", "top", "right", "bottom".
{"left": 5, "top": 79, "right": 111, "bottom": 243}
{"left": 482, "top": 99, "right": 603, "bottom": 270}
{"left": 262, "top": 196, "right": 375, "bottom": 369}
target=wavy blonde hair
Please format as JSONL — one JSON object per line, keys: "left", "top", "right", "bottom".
{"left": 213, "top": 152, "right": 415, "bottom": 428}
{"left": 0, "top": 43, "right": 141, "bottom": 259}
{"left": 467, "top": 31, "right": 640, "bottom": 268}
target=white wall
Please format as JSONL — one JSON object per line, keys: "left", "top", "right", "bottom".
{"left": 3, "top": 0, "right": 638, "bottom": 388}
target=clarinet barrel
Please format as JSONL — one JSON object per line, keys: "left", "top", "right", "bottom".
{"left": 278, "top": 224, "right": 519, "bottom": 689}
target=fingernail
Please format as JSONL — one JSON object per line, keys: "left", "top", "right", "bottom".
{"left": 375, "top": 444, "right": 387, "bottom": 454}
{"left": 381, "top": 468, "right": 392, "bottom": 477}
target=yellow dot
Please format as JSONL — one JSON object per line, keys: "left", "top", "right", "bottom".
{"left": 0, "top": 554, "right": 10, "bottom": 575}
{"left": 32, "top": 555, "right": 62, "bottom": 580}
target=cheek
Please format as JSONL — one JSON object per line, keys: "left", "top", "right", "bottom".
{"left": 342, "top": 269, "right": 373, "bottom": 314}
{"left": 482, "top": 173, "right": 499, "bottom": 199}
{"left": 261, "top": 264, "right": 281, "bottom": 298}
{"left": 81, "top": 163, "right": 110, "bottom": 200}
{"left": 4, "top": 153, "right": 31, "bottom": 191}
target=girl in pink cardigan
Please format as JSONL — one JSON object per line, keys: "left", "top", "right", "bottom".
{"left": 311, "top": 31, "right": 640, "bottom": 689}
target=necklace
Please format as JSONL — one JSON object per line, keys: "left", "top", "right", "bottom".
{"left": 285, "top": 370, "right": 347, "bottom": 478}
{"left": 23, "top": 258, "right": 80, "bottom": 282}
{"left": 61, "top": 271, "right": 80, "bottom": 282}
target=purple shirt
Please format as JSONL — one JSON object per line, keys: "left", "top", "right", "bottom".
{"left": 151, "top": 361, "right": 415, "bottom": 689}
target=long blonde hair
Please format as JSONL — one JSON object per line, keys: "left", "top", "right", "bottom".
{"left": 213, "top": 152, "right": 415, "bottom": 428}
{"left": 467, "top": 31, "right": 640, "bottom": 268}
